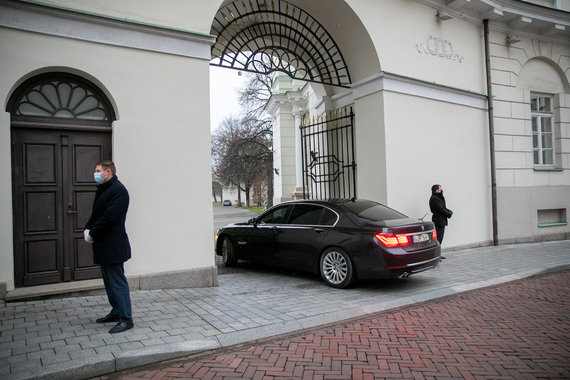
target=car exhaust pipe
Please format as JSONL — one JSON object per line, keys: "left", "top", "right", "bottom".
{"left": 398, "top": 272, "right": 410, "bottom": 279}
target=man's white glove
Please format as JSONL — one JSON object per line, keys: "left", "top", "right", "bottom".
{"left": 84, "top": 229, "right": 94, "bottom": 244}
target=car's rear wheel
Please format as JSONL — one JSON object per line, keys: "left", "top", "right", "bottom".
{"left": 222, "top": 236, "right": 238, "bottom": 267}
{"left": 320, "top": 248, "right": 354, "bottom": 288}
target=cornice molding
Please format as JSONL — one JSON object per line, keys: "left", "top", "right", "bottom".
{"left": 416, "top": 0, "right": 570, "bottom": 45}
{"left": 331, "top": 72, "right": 488, "bottom": 110}
{"left": 266, "top": 72, "right": 488, "bottom": 114}
{"left": 265, "top": 90, "right": 307, "bottom": 116}
{"left": 0, "top": 0, "right": 216, "bottom": 59}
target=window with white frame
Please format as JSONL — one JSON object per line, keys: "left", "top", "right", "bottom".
{"left": 531, "top": 93, "right": 555, "bottom": 166}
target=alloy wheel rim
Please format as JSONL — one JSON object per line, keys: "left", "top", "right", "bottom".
{"left": 322, "top": 251, "right": 347, "bottom": 284}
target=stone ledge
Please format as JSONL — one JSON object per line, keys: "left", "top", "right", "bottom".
{"left": 5, "top": 278, "right": 105, "bottom": 302}
{"left": 128, "top": 266, "right": 219, "bottom": 290}
{"left": 4, "top": 266, "right": 218, "bottom": 302}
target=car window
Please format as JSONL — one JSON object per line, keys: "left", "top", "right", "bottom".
{"left": 341, "top": 200, "right": 406, "bottom": 221}
{"left": 258, "top": 205, "right": 290, "bottom": 224}
{"left": 288, "top": 204, "right": 323, "bottom": 225}
{"left": 321, "top": 208, "right": 338, "bottom": 226}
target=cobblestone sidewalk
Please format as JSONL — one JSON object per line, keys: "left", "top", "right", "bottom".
{"left": 1, "top": 239, "right": 569, "bottom": 379}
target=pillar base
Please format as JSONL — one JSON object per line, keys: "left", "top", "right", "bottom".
{"left": 292, "top": 187, "right": 309, "bottom": 200}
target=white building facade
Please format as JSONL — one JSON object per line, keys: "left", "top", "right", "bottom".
{"left": 1, "top": 0, "right": 568, "bottom": 296}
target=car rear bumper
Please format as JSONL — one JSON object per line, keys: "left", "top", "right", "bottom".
{"left": 354, "top": 244, "right": 441, "bottom": 280}
{"left": 387, "top": 256, "right": 441, "bottom": 278}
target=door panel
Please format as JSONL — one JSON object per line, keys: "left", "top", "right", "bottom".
{"left": 26, "top": 192, "right": 57, "bottom": 232}
{"left": 67, "top": 133, "right": 110, "bottom": 280}
{"left": 13, "top": 131, "right": 63, "bottom": 286}
{"left": 12, "top": 128, "right": 110, "bottom": 286}
{"left": 244, "top": 205, "right": 291, "bottom": 262}
{"left": 275, "top": 226, "right": 329, "bottom": 270}
{"left": 25, "top": 240, "right": 58, "bottom": 276}
{"left": 75, "top": 239, "right": 95, "bottom": 268}
{"left": 24, "top": 143, "right": 57, "bottom": 183}
{"left": 274, "top": 205, "right": 332, "bottom": 270}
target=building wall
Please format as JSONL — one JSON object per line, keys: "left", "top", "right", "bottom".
{"left": 489, "top": 30, "right": 570, "bottom": 242}
{"left": 344, "top": 0, "right": 492, "bottom": 248}
{"left": 353, "top": 92, "right": 388, "bottom": 204}
{"left": 221, "top": 185, "right": 239, "bottom": 206}
{"left": 383, "top": 91, "right": 492, "bottom": 248}
{"left": 221, "top": 184, "right": 253, "bottom": 206}
{"left": 0, "top": 1, "right": 217, "bottom": 291}
{"left": 346, "top": 0, "right": 486, "bottom": 94}
{"left": 30, "top": 0, "right": 221, "bottom": 35}
{"left": 341, "top": 0, "right": 568, "bottom": 247}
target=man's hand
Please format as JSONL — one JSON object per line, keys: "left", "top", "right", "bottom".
{"left": 84, "top": 229, "right": 94, "bottom": 244}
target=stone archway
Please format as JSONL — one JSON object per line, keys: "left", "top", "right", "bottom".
{"left": 209, "top": 0, "right": 382, "bottom": 203}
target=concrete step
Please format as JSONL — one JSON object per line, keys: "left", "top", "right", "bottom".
{"left": 5, "top": 278, "right": 105, "bottom": 302}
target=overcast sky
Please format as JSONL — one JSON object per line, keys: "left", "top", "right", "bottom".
{"left": 209, "top": 65, "right": 248, "bottom": 132}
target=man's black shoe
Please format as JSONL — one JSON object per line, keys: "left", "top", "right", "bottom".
{"left": 109, "top": 322, "right": 134, "bottom": 334}
{"left": 96, "top": 315, "right": 120, "bottom": 323}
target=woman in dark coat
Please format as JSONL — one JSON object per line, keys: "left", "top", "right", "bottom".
{"left": 84, "top": 160, "right": 133, "bottom": 334}
{"left": 429, "top": 184, "right": 453, "bottom": 244}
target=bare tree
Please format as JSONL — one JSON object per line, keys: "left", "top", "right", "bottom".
{"left": 212, "top": 116, "right": 243, "bottom": 202}
{"left": 212, "top": 178, "right": 222, "bottom": 203}
{"left": 238, "top": 72, "right": 274, "bottom": 207}
{"left": 238, "top": 72, "right": 273, "bottom": 119}
{"left": 212, "top": 115, "right": 271, "bottom": 207}
{"left": 211, "top": 72, "right": 274, "bottom": 208}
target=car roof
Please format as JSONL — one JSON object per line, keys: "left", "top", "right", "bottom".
{"left": 275, "top": 198, "right": 366, "bottom": 207}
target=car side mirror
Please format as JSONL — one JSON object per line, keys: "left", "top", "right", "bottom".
{"left": 248, "top": 217, "right": 257, "bottom": 225}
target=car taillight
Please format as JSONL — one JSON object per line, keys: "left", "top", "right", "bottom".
{"left": 432, "top": 230, "right": 437, "bottom": 240}
{"left": 374, "top": 233, "right": 410, "bottom": 248}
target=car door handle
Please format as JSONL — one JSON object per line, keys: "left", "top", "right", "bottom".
{"left": 315, "top": 228, "right": 325, "bottom": 234}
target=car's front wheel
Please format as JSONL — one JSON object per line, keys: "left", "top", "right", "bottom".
{"left": 222, "top": 236, "right": 238, "bottom": 267}
{"left": 320, "top": 248, "right": 354, "bottom": 288}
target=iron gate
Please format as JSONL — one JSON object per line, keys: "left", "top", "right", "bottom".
{"left": 301, "top": 107, "right": 356, "bottom": 200}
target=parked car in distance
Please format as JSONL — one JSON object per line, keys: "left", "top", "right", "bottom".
{"left": 214, "top": 198, "right": 441, "bottom": 288}
{"left": 222, "top": 200, "right": 232, "bottom": 207}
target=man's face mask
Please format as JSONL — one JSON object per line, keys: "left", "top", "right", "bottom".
{"left": 94, "top": 170, "right": 107, "bottom": 184}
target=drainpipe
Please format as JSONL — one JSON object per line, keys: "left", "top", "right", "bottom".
{"left": 483, "top": 19, "right": 499, "bottom": 246}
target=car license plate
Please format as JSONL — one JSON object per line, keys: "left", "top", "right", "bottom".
{"left": 412, "top": 233, "right": 430, "bottom": 243}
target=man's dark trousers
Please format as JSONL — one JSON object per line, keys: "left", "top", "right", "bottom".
{"left": 436, "top": 227, "right": 445, "bottom": 244}
{"left": 100, "top": 263, "right": 132, "bottom": 324}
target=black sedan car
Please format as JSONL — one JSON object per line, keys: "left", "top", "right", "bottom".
{"left": 214, "top": 199, "right": 441, "bottom": 288}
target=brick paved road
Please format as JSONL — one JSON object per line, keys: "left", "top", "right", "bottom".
{"left": 98, "top": 271, "right": 570, "bottom": 380}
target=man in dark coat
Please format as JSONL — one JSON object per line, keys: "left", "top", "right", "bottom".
{"left": 429, "top": 184, "right": 453, "bottom": 245}
{"left": 84, "top": 160, "right": 133, "bottom": 334}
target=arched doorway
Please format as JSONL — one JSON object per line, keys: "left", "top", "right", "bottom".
{"left": 210, "top": 0, "right": 380, "bottom": 203}
{"left": 7, "top": 72, "right": 115, "bottom": 287}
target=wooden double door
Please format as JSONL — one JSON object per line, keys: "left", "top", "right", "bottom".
{"left": 12, "top": 127, "right": 111, "bottom": 287}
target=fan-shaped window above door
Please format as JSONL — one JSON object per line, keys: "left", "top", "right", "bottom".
{"left": 8, "top": 73, "right": 115, "bottom": 122}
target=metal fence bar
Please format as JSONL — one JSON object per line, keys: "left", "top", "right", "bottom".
{"left": 350, "top": 109, "right": 356, "bottom": 197}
